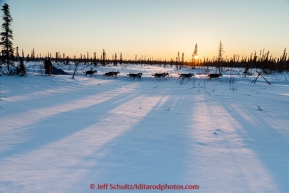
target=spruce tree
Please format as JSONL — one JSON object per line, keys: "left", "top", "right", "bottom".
{"left": 102, "top": 49, "right": 106, "bottom": 66}
{"left": 192, "top": 43, "right": 198, "bottom": 67}
{"left": 15, "top": 46, "right": 19, "bottom": 58}
{"left": 93, "top": 52, "right": 97, "bottom": 66}
{"left": 120, "top": 53, "right": 122, "bottom": 65}
{"left": 193, "top": 43, "right": 198, "bottom": 57}
{"left": 0, "top": 3, "right": 14, "bottom": 71}
{"left": 31, "top": 48, "right": 35, "bottom": 61}
{"left": 217, "top": 41, "right": 224, "bottom": 74}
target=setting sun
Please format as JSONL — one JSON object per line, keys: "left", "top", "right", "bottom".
{"left": 193, "top": 55, "right": 199, "bottom": 60}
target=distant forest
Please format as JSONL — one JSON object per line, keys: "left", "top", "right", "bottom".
{"left": 10, "top": 47, "right": 289, "bottom": 74}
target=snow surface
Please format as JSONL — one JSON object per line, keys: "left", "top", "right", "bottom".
{"left": 1, "top": 64, "right": 289, "bottom": 193}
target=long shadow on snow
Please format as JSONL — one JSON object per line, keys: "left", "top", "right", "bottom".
{"left": 0, "top": 89, "right": 144, "bottom": 160}
{"left": 0, "top": 75, "right": 91, "bottom": 99}
{"left": 222, "top": 102, "right": 289, "bottom": 192}
{"left": 81, "top": 94, "right": 194, "bottom": 188}
{"left": 0, "top": 78, "right": 125, "bottom": 117}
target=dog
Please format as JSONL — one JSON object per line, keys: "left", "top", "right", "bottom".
{"left": 177, "top": 73, "right": 194, "bottom": 84}
{"left": 103, "top": 71, "right": 120, "bottom": 78}
{"left": 207, "top": 73, "right": 222, "bottom": 80}
{"left": 111, "top": 71, "right": 120, "bottom": 77}
{"left": 84, "top": 70, "right": 97, "bottom": 77}
{"left": 127, "top": 72, "right": 142, "bottom": 80}
{"left": 103, "top": 72, "right": 114, "bottom": 78}
{"left": 152, "top": 72, "right": 169, "bottom": 81}
{"left": 177, "top": 73, "right": 194, "bottom": 80}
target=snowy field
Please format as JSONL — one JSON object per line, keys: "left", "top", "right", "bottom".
{"left": 1, "top": 64, "right": 289, "bottom": 193}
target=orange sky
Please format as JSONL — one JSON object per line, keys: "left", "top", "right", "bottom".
{"left": 6, "top": 0, "right": 289, "bottom": 60}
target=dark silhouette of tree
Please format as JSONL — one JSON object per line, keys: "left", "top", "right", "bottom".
{"left": 65, "top": 56, "right": 70, "bottom": 65}
{"left": 102, "top": 49, "right": 106, "bottom": 66}
{"left": 192, "top": 43, "right": 198, "bottom": 67}
{"left": 93, "top": 52, "right": 97, "bottom": 66}
{"left": 176, "top": 52, "right": 180, "bottom": 68}
{"left": 44, "top": 57, "right": 52, "bottom": 75}
{"left": 31, "top": 48, "right": 35, "bottom": 61}
{"left": 217, "top": 41, "right": 224, "bottom": 73}
{"left": 120, "top": 52, "right": 123, "bottom": 65}
{"left": 18, "top": 57, "right": 26, "bottom": 76}
{"left": 15, "top": 46, "right": 19, "bottom": 59}
{"left": 86, "top": 54, "right": 89, "bottom": 65}
{"left": 25, "top": 54, "right": 30, "bottom": 62}
{"left": 0, "top": 3, "right": 14, "bottom": 71}
{"left": 114, "top": 53, "right": 117, "bottom": 66}
{"left": 279, "top": 48, "right": 287, "bottom": 72}
{"left": 83, "top": 54, "right": 86, "bottom": 65}
{"left": 181, "top": 52, "right": 184, "bottom": 68}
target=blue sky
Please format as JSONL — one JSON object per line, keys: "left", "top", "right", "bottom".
{"left": 3, "top": 0, "right": 289, "bottom": 60}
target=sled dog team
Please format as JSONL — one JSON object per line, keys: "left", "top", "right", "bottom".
{"left": 83, "top": 69, "right": 222, "bottom": 81}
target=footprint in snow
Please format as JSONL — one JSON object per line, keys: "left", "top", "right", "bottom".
{"left": 213, "top": 131, "right": 218, "bottom": 137}
{"left": 256, "top": 105, "right": 262, "bottom": 111}
{"left": 213, "top": 129, "right": 222, "bottom": 137}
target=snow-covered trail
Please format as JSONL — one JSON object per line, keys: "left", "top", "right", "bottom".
{"left": 0, "top": 73, "right": 289, "bottom": 193}
{"left": 187, "top": 94, "right": 288, "bottom": 192}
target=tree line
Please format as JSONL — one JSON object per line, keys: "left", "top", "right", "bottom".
{"left": 11, "top": 47, "right": 289, "bottom": 74}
